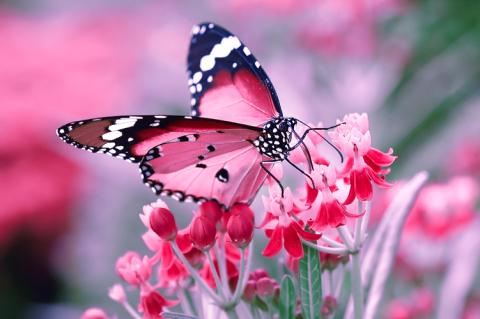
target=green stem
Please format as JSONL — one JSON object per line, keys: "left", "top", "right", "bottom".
{"left": 351, "top": 253, "right": 364, "bottom": 319}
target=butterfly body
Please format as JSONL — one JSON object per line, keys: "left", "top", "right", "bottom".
{"left": 253, "top": 117, "right": 297, "bottom": 160}
{"left": 57, "top": 23, "right": 318, "bottom": 209}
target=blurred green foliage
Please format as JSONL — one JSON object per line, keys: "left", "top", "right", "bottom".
{"left": 384, "top": 0, "right": 480, "bottom": 172}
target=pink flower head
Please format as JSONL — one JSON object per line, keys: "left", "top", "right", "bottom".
{"left": 309, "top": 164, "right": 364, "bottom": 229}
{"left": 405, "top": 176, "right": 478, "bottom": 238}
{"left": 115, "top": 251, "right": 152, "bottom": 286}
{"left": 261, "top": 187, "right": 321, "bottom": 259}
{"left": 108, "top": 284, "right": 126, "bottom": 303}
{"left": 330, "top": 113, "right": 396, "bottom": 204}
{"left": 81, "top": 308, "right": 110, "bottom": 319}
{"left": 139, "top": 290, "right": 177, "bottom": 319}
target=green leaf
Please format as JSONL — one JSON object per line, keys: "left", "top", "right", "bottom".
{"left": 279, "top": 275, "right": 296, "bottom": 319}
{"left": 299, "top": 243, "right": 322, "bottom": 319}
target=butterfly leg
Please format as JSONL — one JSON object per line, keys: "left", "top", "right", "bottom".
{"left": 285, "top": 157, "right": 316, "bottom": 189}
{"left": 260, "top": 159, "right": 284, "bottom": 197}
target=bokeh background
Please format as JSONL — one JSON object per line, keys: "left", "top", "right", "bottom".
{"left": 1, "top": 0, "right": 479, "bottom": 318}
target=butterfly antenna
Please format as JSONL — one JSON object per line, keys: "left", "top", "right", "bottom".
{"left": 293, "top": 130, "right": 314, "bottom": 172}
{"left": 296, "top": 119, "right": 345, "bottom": 163}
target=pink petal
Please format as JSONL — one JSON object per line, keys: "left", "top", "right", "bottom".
{"left": 305, "top": 184, "right": 319, "bottom": 207}
{"left": 343, "top": 174, "right": 357, "bottom": 205}
{"left": 366, "top": 166, "right": 393, "bottom": 188}
{"left": 291, "top": 221, "right": 322, "bottom": 241}
{"left": 262, "top": 226, "right": 283, "bottom": 257}
{"left": 325, "top": 201, "right": 347, "bottom": 227}
{"left": 353, "top": 168, "right": 373, "bottom": 201}
{"left": 366, "top": 147, "right": 396, "bottom": 166}
{"left": 284, "top": 224, "right": 303, "bottom": 259}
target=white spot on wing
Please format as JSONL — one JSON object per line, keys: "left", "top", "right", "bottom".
{"left": 243, "top": 47, "right": 251, "bottom": 56}
{"left": 109, "top": 121, "right": 136, "bottom": 131}
{"left": 102, "top": 142, "right": 115, "bottom": 149}
{"left": 102, "top": 131, "right": 122, "bottom": 141}
{"left": 199, "top": 36, "right": 242, "bottom": 72}
{"left": 193, "top": 71, "right": 202, "bottom": 83}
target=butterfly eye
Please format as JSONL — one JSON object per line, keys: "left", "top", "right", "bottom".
{"left": 278, "top": 122, "right": 288, "bottom": 132}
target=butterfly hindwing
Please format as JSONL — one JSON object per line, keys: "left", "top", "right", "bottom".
{"left": 187, "top": 22, "right": 282, "bottom": 126}
{"left": 57, "top": 115, "right": 262, "bottom": 163}
{"left": 140, "top": 131, "right": 273, "bottom": 208}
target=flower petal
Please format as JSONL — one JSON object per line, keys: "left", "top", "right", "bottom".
{"left": 353, "top": 168, "right": 373, "bottom": 201}
{"left": 366, "top": 147, "right": 396, "bottom": 166}
{"left": 262, "top": 226, "right": 283, "bottom": 257}
{"left": 284, "top": 224, "right": 304, "bottom": 259}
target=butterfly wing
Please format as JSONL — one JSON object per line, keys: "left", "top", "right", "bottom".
{"left": 57, "top": 115, "right": 261, "bottom": 163}
{"left": 140, "top": 131, "right": 273, "bottom": 208}
{"left": 187, "top": 22, "right": 282, "bottom": 126}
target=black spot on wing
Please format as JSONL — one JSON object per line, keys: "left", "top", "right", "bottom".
{"left": 215, "top": 168, "right": 229, "bottom": 183}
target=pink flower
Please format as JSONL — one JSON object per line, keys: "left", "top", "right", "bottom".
{"left": 138, "top": 290, "right": 177, "bottom": 319}
{"left": 329, "top": 113, "right": 396, "bottom": 204}
{"left": 80, "top": 308, "right": 110, "bottom": 319}
{"left": 116, "top": 251, "right": 152, "bottom": 286}
{"left": 227, "top": 203, "right": 255, "bottom": 248}
{"left": 405, "top": 176, "right": 478, "bottom": 238}
{"left": 108, "top": 284, "right": 127, "bottom": 303}
{"left": 261, "top": 188, "right": 321, "bottom": 259}
{"left": 242, "top": 269, "right": 279, "bottom": 301}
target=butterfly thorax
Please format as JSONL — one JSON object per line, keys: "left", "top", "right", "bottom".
{"left": 253, "top": 117, "right": 297, "bottom": 160}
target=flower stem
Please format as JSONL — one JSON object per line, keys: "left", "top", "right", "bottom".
{"left": 337, "top": 225, "right": 355, "bottom": 251}
{"left": 206, "top": 250, "right": 227, "bottom": 300}
{"left": 216, "top": 234, "right": 231, "bottom": 297}
{"left": 121, "top": 300, "right": 142, "bottom": 319}
{"left": 183, "top": 289, "right": 198, "bottom": 316}
{"left": 301, "top": 239, "right": 349, "bottom": 254}
{"left": 225, "top": 308, "right": 240, "bottom": 319}
{"left": 351, "top": 252, "right": 364, "bottom": 319}
{"left": 171, "top": 241, "right": 223, "bottom": 305}
{"left": 231, "top": 245, "right": 249, "bottom": 304}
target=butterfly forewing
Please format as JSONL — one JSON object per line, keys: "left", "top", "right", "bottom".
{"left": 187, "top": 22, "right": 282, "bottom": 126}
{"left": 57, "top": 115, "right": 261, "bottom": 163}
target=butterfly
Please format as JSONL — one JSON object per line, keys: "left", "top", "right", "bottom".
{"left": 57, "top": 22, "right": 335, "bottom": 209}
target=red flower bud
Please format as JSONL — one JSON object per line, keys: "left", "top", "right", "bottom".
{"left": 256, "top": 277, "right": 277, "bottom": 298}
{"left": 149, "top": 207, "right": 177, "bottom": 241}
{"left": 242, "top": 280, "right": 256, "bottom": 302}
{"left": 190, "top": 216, "right": 217, "bottom": 250}
{"left": 199, "top": 201, "right": 224, "bottom": 223}
{"left": 227, "top": 204, "right": 254, "bottom": 248}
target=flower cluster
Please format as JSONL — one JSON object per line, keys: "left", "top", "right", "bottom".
{"left": 81, "top": 113, "right": 400, "bottom": 319}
